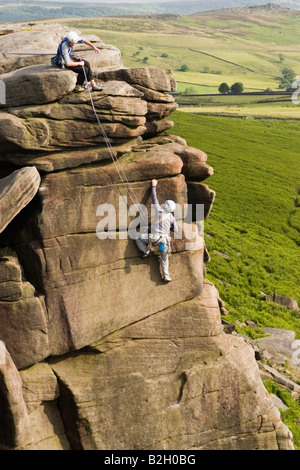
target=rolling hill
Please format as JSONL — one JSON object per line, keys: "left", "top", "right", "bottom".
{"left": 52, "top": 5, "right": 300, "bottom": 99}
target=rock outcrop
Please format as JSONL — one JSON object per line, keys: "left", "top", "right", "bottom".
{"left": 0, "top": 167, "right": 40, "bottom": 234}
{"left": 0, "top": 23, "right": 294, "bottom": 450}
{"left": 265, "top": 293, "right": 299, "bottom": 311}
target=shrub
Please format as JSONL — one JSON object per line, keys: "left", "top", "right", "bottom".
{"left": 183, "top": 86, "right": 197, "bottom": 95}
{"left": 230, "top": 82, "right": 244, "bottom": 94}
{"left": 279, "top": 67, "right": 296, "bottom": 90}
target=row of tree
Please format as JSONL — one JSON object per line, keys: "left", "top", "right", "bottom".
{"left": 218, "top": 82, "right": 244, "bottom": 94}
{"left": 218, "top": 67, "right": 296, "bottom": 94}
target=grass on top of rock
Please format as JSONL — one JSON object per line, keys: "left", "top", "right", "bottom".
{"left": 168, "top": 111, "right": 300, "bottom": 339}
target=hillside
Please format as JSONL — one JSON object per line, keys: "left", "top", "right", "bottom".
{"left": 52, "top": 5, "right": 300, "bottom": 99}
{"left": 2, "top": 1, "right": 300, "bottom": 23}
{"left": 0, "top": 1, "right": 207, "bottom": 23}
{"left": 0, "top": 7, "right": 300, "bottom": 452}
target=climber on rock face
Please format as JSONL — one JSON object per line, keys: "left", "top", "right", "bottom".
{"left": 135, "top": 178, "right": 178, "bottom": 283}
{"left": 55, "top": 31, "right": 103, "bottom": 93}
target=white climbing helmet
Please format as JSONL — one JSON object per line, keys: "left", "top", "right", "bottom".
{"left": 67, "top": 32, "right": 79, "bottom": 44}
{"left": 163, "top": 200, "right": 176, "bottom": 213}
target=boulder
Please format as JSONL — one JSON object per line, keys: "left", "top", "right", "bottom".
{"left": 8, "top": 152, "right": 205, "bottom": 357}
{"left": 0, "top": 111, "right": 147, "bottom": 152}
{"left": 265, "top": 293, "right": 299, "bottom": 311}
{"left": 79, "top": 45, "right": 123, "bottom": 71}
{"left": 270, "top": 394, "right": 288, "bottom": 411}
{"left": 0, "top": 250, "right": 50, "bottom": 369}
{"left": 15, "top": 228, "right": 204, "bottom": 356}
{"left": 0, "top": 346, "right": 33, "bottom": 449}
{"left": 26, "top": 162, "right": 186, "bottom": 240}
{"left": 0, "top": 167, "right": 41, "bottom": 234}
{"left": 138, "top": 142, "right": 212, "bottom": 180}
{"left": 3, "top": 141, "right": 141, "bottom": 173}
{"left": 0, "top": 24, "right": 122, "bottom": 74}
{"left": 20, "top": 362, "right": 59, "bottom": 411}
{"left": 0, "top": 65, "right": 77, "bottom": 108}
{"left": 255, "top": 327, "right": 300, "bottom": 376}
{"left": 48, "top": 281, "right": 293, "bottom": 450}
{"left": 0, "top": 249, "right": 23, "bottom": 301}
{"left": 258, "top": 362, "right": 300, "bottom": 397}
{"left": 188, "top": 182, "right": 216, "bottom": 219}
{"left": 132, "top": 84, "right": 176, "bottom": 103}
{"left": 144, "top": 118, "right": 175, "bottom": 136}
{"left": 146, "top": 101, "right": 178, "bottom": 120}
{"left": 0, "top": 350, "right": 70, "bottom": 450}
{"left": 99, "top": 66, "right": 177, "bottom": 92}
{"left": 19, "top": 363, "right": 70, "bottom": 450}
{"left": 0, "top": 26, "right": 69, "bottom": 74}
{"left": 8, "top": 95, "right": 148, "bottom": 122}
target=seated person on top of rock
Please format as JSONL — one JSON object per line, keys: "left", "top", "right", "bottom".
{"left": 135, "top": 179, "right": 178, "bottom": 283}
{"left": 55, "top": 31, "right": 102, "bottom": 93}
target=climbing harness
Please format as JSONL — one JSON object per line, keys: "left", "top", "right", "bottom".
{"left": 147, "top": 234, "right": 171, "bottom": 256}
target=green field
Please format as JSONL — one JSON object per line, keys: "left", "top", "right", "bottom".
{"left": 58, "top": 7, "right": 300, "bottom": 100}
{"left": 169, "top": 111, "right": 300, "bottom": 339}
{"left": 168, "top": 112, "right": 300, "bottom": 450}
{"left": 176, "top": 92, "right": 300, "bottom": 118}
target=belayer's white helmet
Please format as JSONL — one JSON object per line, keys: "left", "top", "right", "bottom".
{"left": 67, "top": 32, "right": 79, "bottom": 44}
{"left": 163, "top": 200, "right": 176, "bottom": 213}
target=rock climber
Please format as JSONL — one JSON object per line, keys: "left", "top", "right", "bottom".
{"left": 55, "top": 31, "right": 102, "bottom": 92}
{"left": 135, "top": 179, "right": 178, "bottom": 283}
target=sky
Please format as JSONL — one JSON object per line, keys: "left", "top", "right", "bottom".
{"left": 28, "top": 0, "right": 192, "bottom": 2}
{"left": 36, "top": 0, "right": 197, "bottom": 2}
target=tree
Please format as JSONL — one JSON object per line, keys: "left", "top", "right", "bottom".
{"left": 279, "top": 66, "right": 296, "bottom": 90}
{"left": 183, "top": 86, "right": 197, "bottom": 95}
{"left": 230, "top": 82, "right": 244, "bottom": 94}
{"left": 142, "top": 57, "right": 149, "bottom": 64}
{"left": 279, "top": 53, "right": 285, "bottom": 63}
{"left": 180, "top": 64, "right": 190, "bottom": 72}
{"left": 219, "top": 82, "right": 230, "bottom": 94}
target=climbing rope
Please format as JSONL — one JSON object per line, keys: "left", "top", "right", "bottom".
{"left": 81, "top": 55, "right": 149, "bottom": 228}
{"left": 0, "top": 49, "right": 150, "bottom": 228}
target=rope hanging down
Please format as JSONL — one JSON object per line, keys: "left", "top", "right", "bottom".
{"left": 81, "top": 56, "right": 149, "bottom": 228}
